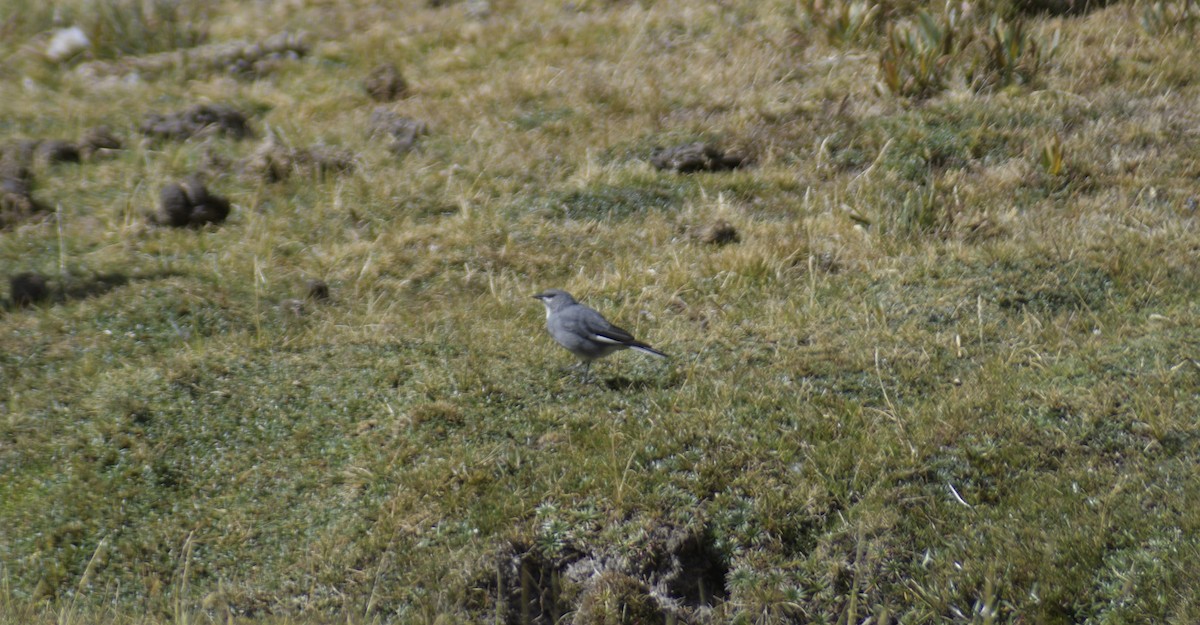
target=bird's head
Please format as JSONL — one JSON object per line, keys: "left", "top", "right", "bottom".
{"left": 532, "top": 289, "right": 577, "bottom": 314}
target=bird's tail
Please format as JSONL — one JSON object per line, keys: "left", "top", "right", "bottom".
{"left": 630, "top": 343, "right": 668, "bottom": 358}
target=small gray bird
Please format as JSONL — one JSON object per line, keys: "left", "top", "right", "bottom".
{"left": 533, "top": 289, "right": 667, "bottom": 378}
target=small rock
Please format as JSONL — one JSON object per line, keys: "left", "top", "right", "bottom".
{"left": 364, "top": 63, "right": 409, "bottom": 101}
{"left": 650, "top": 142, "right": 746, "bottom": 173}
{"left": 46, "top": 26, "right": 91, "bottom": 63}
{"left": 10, "top": 272, "right": 50, "bottom": 307}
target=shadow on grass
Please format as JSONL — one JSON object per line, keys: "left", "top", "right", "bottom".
{"left": 601, "top": 374, "right": 674, "bottom": 392}
{"left": 61, "top": 272, "right": 131, "bottom": 300}
{"left": 3, "top": 270, "right": 186, "bottom": 312}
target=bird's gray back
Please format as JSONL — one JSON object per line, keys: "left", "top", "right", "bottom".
{"left": 548, "top": 302, "right": 625, "bottom": 360}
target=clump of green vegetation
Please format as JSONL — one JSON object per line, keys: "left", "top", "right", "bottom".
{"left": 1039, "top": 131, "right": 1065, "bottom": 176}
{"left": 878, "top": 9, "right": 965, "bottom": 99}
{"left": 800, "top": 0, "right": 882, "bottom": 46}
{"left": 2, "top": 0, "right": 1200, "bottom": 623}
{"left": 969, "top": 16, "right": 1057, "bottom": 92}
{"left": 875, "top": 6, "right": 1056, "bottom": 99}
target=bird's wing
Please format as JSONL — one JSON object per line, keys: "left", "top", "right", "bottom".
{"left": 561, "top": 305, "right": 633, "bottom": 343}
{"left": 563, "top": 304, "right": 668, "bottom": 357}
{"left": 579, "top": 307, "right": 668, "bottom": 353}
{"left": 592, "top": 325, "right": 638, "bottom": 345}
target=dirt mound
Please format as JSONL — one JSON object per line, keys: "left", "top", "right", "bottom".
{"left": 141, "top": 104, "right": 253, "bottom": 141}
{"left": 650, "top": 142, "right": 745, "bottom": 173}
{"left": 691, "top": 220, "right": 739, "bottom": 245}
{"left": 364, "top": 63, "right": 409, "bottom": 101}
{"left": 156, "top": 177, "right": 231, "bottom": 227}
{"left": 9, "top": 272, "right": 50, "bottom": 307}
{"left": 0, "top": 163, "right": 46, "bottom": 229}
{"left": 1, "top": 127, "right": 123, "bottom": 168}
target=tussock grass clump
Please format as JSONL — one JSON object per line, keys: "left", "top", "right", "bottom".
{"left": 877, "top": 7, "right": 1057, "bottom": 98}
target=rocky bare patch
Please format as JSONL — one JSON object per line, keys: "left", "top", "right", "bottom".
{"left": 477, "top": 523, "right": 728, "bottom": 625}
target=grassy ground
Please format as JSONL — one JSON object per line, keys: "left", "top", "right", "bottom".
{"left": 2, "top": 0, "right": 1199, "bottom": 623}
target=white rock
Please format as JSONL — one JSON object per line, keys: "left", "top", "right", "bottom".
{"left": 46, "top": 26, "right": 91, "bottom": 63}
